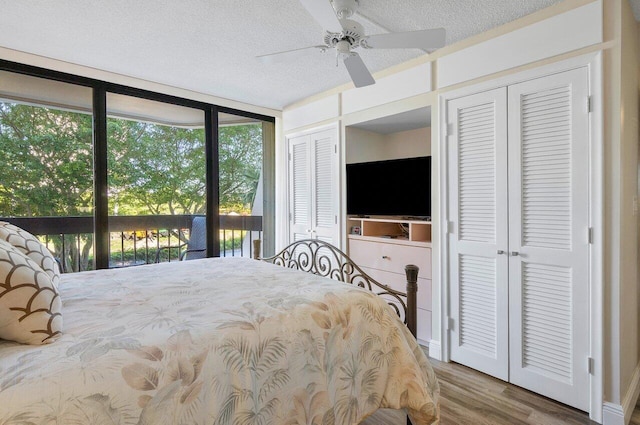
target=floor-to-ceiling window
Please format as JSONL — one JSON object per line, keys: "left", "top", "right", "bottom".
{"left": 0, "top": 71, "right": 95, "bottom": 272}
{"left": 106, "top": 94, "right": 206, "bottom": 267}
{"left": 218, "top": 112, "right": 265, "bottom": 258}
{"left": 0, "top": 61, "right": 275, "bottom": 272}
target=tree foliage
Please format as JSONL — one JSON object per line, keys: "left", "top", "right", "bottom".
{"left": 0, "top": 102, "right": 263, "bottom": 217}
{"left": 0, "top": 103, "right": 94, "bottom": 217}
{"left": 107, "top": 120, "right": 207, "bottom": 216}
{"left": 0, "top": 102, "right": 263, "bottom": 270}
{"left": 219, "top": 124, "right": 262, "bottom": 213}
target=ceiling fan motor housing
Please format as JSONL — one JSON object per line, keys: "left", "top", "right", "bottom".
{"left": 324, "top": 18, "right": 365, "bottom": 49}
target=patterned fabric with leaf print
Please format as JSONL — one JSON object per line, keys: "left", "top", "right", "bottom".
{"left": 0, "top": 257, "right": 439, "bottom": 424}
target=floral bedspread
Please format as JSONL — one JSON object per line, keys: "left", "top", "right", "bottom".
{"left": 0, "top": 257, "right": 439, "bottom": 424}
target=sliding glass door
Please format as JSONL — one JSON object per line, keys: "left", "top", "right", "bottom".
{"left": 106, "top": 93, "right": 206, "bottom": 267}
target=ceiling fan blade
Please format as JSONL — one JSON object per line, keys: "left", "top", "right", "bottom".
{"left": 257, "top": 45, "right": 327, "bottom": 64}
{"left": 298, "top": 0, "right": 344, "bottom": 33}
{"left": 364, "top": 28, "right": 446, "bottom": 49}
{"left": 344, "top": 53, "right": 375, "bottom": 88}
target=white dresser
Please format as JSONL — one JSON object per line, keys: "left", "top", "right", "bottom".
{"left": 347, "top": 217, "right": 432, "bottom": 345}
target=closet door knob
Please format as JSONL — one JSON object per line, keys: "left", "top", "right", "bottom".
{"left": 511, "top": 251, "right": 520, "bottom": 256}
{"left": 497, "top": 250, "right": 505, "bottom": 255}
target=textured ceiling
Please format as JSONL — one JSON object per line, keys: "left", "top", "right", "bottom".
{"left": 0, "top": 0, "right": 568, "bottom": 110}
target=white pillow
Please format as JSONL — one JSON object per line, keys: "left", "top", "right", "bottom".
{"left": 0, "top": 221, "right": 61, "bottom": 287}
{"left": 0, "top": 239, "right": 63, "bottom": 345}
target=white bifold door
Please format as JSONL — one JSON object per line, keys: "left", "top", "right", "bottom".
{"left": 447, "top": 67, "right": 590, "bottom": 411}
{"left": 288, "top": 128, "right": 340, "bottom": 246}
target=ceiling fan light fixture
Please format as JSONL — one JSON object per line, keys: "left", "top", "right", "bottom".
{"left": 336, "top": 40, "right": 351, "bottom": 54}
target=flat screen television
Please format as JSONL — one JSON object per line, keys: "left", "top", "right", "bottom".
{"left": 346, "top": 156, "right": 431, "bottom": 218}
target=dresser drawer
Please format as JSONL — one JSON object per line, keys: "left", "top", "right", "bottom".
{"left": 360, "top": 266, "right": 432, "bottom": 311}
{"left": 349, "top": 239, "right": 431, "bottom": 276}
{"left": 358, "top": 265, "right": 432, "bottom": 344}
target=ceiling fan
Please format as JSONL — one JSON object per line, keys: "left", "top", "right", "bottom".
{"left": 257, "top": 0, "right": 446, "bottom": 88}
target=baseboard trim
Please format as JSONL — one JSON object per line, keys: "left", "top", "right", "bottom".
{"left": 603, "top": 402, "right": 624, "bottom": 425}
{"left": 428, "top": 340, "right": 442, "bottom": 360}
{"left": 603, "top": 362, "right": 640, "bottom": 425}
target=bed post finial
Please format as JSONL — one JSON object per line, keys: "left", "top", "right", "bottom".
{"left": 405, "top": 264, "right": 419, "bottom": 338}
{"left": 253, "top": 239, "right": 261, "bottom": 260}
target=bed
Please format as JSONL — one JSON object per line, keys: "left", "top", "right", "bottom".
{"left": 0, "top": 239, "right": 439, "bottom": 425}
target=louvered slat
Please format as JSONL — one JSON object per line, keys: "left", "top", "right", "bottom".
{"left": 459, "top": 255, "right": 497, "bottom": 357}
{"left": 292, "top": 143, "right": 308, "bottom": 225}
{"left": 293, "top": 233, "right": 307, "bottom": 242}
{"left": 458, "top": 102, "right": 496, "bottom": 243}
{"left": 522, "top": 262, "right": 572, "bottom": 381}
{"left": 314, "top": 137, "right": 333, "bottom": 227}
{"left": 521, "top": 86, "right": 572, "bottom": 250}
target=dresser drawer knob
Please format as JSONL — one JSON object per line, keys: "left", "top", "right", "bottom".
{"left": 382, "top": 255, "right": 390, "bottom": 260}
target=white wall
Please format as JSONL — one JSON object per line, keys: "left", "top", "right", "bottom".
{"left": 345, "top": 126, "right": 430, "bottom": 164}
{"left": 345, "top": 127, "right": 387, "bottom": 164}
{"left": 386, "top": 127, "right": 431, "bottom": 159}
{"left": 602, "top": 1, "right": 640, "bottom": 422}
{"left": 618, "top": 0, "right": 639, "bottom": 401}
{"left": 619, "top": 0, "right": 639, "bottom": 395}
{"left": 282, "top": 95, "right": 339, "bottom": 132}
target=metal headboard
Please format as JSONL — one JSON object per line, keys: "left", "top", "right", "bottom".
{"left": 253, "top": 239, "right": 419, "bottom": 338}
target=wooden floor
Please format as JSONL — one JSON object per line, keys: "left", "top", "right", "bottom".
{"left": 363, "top": 350, "right": 640, "bottom": 425}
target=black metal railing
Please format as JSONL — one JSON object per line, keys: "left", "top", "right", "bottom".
{"left": 0, "top": 215, "right": 263, "bottom": 272}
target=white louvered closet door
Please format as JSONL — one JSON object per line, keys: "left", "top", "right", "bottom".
{"left": 310, "top": 129, "right": 339, "bottom": 245}
{"left": 288, "top": 128, "right": 339, "bottom": 246}
{"left": 507, "top": 68, "right": 590, "bottom": 411}
{"left": 447, "top": 88, "right": 510, "bottom": 380}
{"left": 289, "top": 135, "right": 312, "bottom": 242}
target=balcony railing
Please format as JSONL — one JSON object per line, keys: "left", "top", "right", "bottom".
{"left": 0, "top": 215, "right": 262, "bottom": 273}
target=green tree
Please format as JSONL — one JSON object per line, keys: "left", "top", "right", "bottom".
{"left": 0, "top": 102, "right": 263, "bottom": 271}
{"left": 219, "top": 124, "right": 263, "bottom": 213}
{"left": 0, "top": 103, "right": 94, "bottom": 216}
{"left": 107, "top": 120, "right": 263, "bottom": 216}
{"left": 107, "top": 120, "right": 207, "bottom": 216}
{"left": 0, "top": 103, "right": 94, "bottom": 271}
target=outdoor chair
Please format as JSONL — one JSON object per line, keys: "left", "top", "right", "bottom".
{"left": 154, "top": 216, "right": 206, "bottom": 262}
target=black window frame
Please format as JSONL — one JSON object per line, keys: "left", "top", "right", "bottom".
{"left": 0, "top": 59, "right": 276, "bottom": 268}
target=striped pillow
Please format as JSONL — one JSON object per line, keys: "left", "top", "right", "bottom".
{"left": 0, "top": 222, "right": 60, "bottom": 287}
{"left": 0, "top": 239, "right": 62, "bottom": 344}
